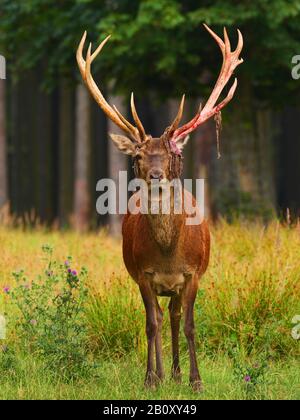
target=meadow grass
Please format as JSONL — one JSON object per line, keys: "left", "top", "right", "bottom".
{"left": 0, "top": 220, "right": 299, "bottom": 400}
{"left": 0, "top": 352, "right": 298, "bottom": 400}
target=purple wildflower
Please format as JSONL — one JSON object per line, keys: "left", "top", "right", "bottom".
{"left": 68, "top": 268, "right": 72, "bottom": 274}
{"left": 3, "top": 286, "right": 10, "bottom": 294}
{"left": 30, "top": 319, "right": 37, "bottom": 326}
{"left": 71, "top": 270, "right": 77, "bottom": 277}
{"left": 64, "top": 260, "right": 70, "bottom": 267}
{"left": 244, "top": 375, "right": 251, "bottom": 383}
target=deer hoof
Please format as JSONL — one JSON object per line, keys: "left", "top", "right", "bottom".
{"left": 172, "top": 371, "right": 182, "bottom": 384}
{"left": 144, "top": 371, "right": 160, "bottom": 389}
{"left": 190, "top": 379, "right": 204, "bottom": 393}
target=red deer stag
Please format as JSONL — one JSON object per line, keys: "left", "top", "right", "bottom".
{"left": 77, "top": 24, "right": 243, "bottom": 391}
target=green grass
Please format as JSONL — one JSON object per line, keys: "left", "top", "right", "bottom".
{"left": 0, "top": 221, "right": 299, "bottom": 400}
{"left": 0, "top": 352, "right": 299, "bottom": 400}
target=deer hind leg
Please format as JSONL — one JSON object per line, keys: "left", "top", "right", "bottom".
{"left": 168, "top": 295, "right": 182, "bottom": 382}
{"left": 182, "top": 278, "right": 203, "bottom": 392}
{"left": 155, "top": 297, "right": 164, "bottom": 381}
{"left": 139, "top": 281, "right": 160, "bottom": 388}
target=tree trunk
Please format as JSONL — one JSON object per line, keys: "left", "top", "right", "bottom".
{"left": 58, "top": 80, "right": 74, "bottom": 227}
{"left": 107, "top": 94, "right": 128, "bottom": 237}
{"left": 73, "top": 83, "right": 91, "bottom": 231}
{"left": 277, "top": 105, "right": 300, "bottom": 217}
{"left": 0, "top": 80, "right": 8, "bottom": 212}
{"left": 35, "top": 67, "right": 53, "bottom": 223}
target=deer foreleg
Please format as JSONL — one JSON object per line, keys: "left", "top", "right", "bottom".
{"left": 182, "top": 278, "right": 203, "bottom": 392}
{"left": 168, "top": 294, "right": 182, "bottom": 382}
{"left": 139, "top": 281, "right": 159, "bottom": 388}
{"left": 155, "top": 297, "right": 164, "bottom": 380}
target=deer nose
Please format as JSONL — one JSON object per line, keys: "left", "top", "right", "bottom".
{"left": 149, "top": 169, "right": 164, "bottom": 181}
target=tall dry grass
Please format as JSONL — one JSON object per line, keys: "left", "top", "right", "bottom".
{"left": 0, "top": 220, "right": 299, "bottom": 358}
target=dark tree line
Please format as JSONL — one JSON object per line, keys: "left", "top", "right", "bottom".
{"left": 0, "top": 0, "right": 300, "bottom": 231}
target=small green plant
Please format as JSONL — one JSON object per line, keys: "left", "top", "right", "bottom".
{"left": 9, "top": 245, "right": 94, "bottom": 380}
{"left": 231, "top": 349, "right": 270, "bottom": 398}
{"left": 0, "top": 344, "right": 17, "bottom": 376}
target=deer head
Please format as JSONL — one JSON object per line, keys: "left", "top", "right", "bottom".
{"left": 77, "top": 25, "right": 243, "bottom": 184}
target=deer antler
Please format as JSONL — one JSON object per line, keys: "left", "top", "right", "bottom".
{"left": 76, "top": 31, "right": 146, "bottom": 142}
{"left": 171, "top": 24, "right": 243, "bottom": 142}
{"left": 163, "top": 94, "right": 185, "bottom": 138}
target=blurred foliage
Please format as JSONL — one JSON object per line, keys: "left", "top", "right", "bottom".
{"left": 0, "top": 0, "right": 104, "bottom": 88}
{"left": 217, "top": 190, "right": 275, "bottom": 222}
{"left": 1, "top": 0, "right": 300, "bottom": 101}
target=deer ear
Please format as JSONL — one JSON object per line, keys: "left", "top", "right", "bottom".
{"left": 176, "top": 135, "right": 190, "bottom": 151}
{"left": 110, "top": 133, "right": 136, "bottom": 155}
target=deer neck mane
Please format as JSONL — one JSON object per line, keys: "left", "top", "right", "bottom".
{"left": 146, "top": 191, "right": 184, "bottom": 254}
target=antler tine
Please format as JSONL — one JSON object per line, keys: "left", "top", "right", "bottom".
{"left": 90, "top": 34, "right": 111, "bottom": 62}
{"left": 76, "top": 32, "right": 142, "bottom": 142}
{"left": 162, "top": 94, "right": 186, "bottom": 138}
{"left": 203, "top": 24, "right": 224, "bottom": 50}
{"left": 172, "top": 24, "right": 243, "bottom": 142}
{"left": 223, "top": 27, "right": 231, "bottom": 57}
{"left": 235, "top": 29, "right": 244, "bottom": 57}
{"left": 113, "top": 104, "right": 137, "bottom": 133}
{"left": 76, "top": 31, "right": 88, "bottom": 80}
{"left": 169, "top": 94, "right": 185, "bottom": 134}
{"left": 131, "top": 93, "right": 147, "bottom": 141}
